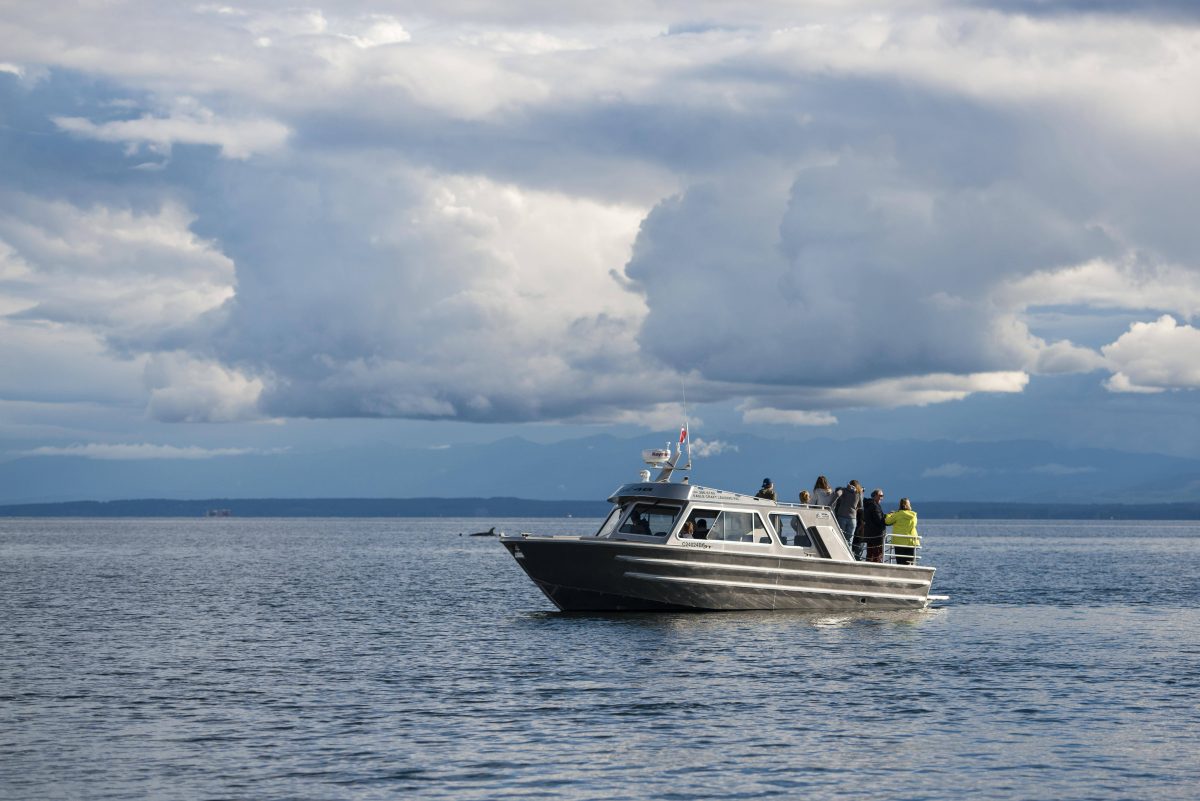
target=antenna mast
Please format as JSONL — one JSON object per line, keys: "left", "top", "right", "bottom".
{"left": 681, "top": 378, "right": 692, "bottom": 470}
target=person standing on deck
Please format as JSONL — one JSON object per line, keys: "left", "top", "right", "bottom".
{"left": 886, "top": 498, "right": 921, "bottom": 565}
{"left": 832, "top": 480, "right": 863, "bottom": 554}
{"left": 811, "top": 476, "right": 836, "bottom": 508}
{"left": 755, "top": 478, "right": 777, "bottom": 501}
{"left": 855, "top": 499, "right": 867, "bottom": 560}
{"left": 861, "top": 489, "right": 888, "bottom": 563}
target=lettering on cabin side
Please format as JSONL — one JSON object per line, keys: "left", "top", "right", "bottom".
{"left": 690, "top": 489, "right": 741, "bottom": 501}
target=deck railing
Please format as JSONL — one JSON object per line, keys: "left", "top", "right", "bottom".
{"left": 882, "top": 532, "right": 921, "bottom": 564}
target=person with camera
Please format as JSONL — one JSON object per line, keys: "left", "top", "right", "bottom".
{"left": 832, "top": 480, "right": 863, "bottom": 555}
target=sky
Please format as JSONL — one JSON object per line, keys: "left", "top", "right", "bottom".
{"left": 1, "top": 0, "right": 1199, "bottom": 497}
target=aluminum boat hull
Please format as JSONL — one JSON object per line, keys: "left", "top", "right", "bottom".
{"left": 501, "top": 535, "right": 935, "bottom": 612}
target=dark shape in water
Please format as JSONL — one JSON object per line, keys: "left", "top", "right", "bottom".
{"left": 469, "top": 526, "right": 497, "bottom": 537}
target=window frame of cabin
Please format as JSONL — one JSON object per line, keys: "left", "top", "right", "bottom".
{"left": 770, "top": 512, "right": 815, "bottom": 550}
{"left": 710, "top": 509, "right": 776, "bottom": 545}
{"left": 678, "top": 508, "right": 718, "bottom": 540}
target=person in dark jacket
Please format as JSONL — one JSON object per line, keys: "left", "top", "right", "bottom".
{"left": 861, "top": 488, "right": 888, "bottom": 562}
{"left": 755, "top": 478, "right": 777, "bottom": 501}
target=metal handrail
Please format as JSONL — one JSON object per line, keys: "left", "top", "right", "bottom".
{"left": 883, "top": 532, "right": 922, "bottom": 564}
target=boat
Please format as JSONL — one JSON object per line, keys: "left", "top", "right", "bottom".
{"left": 500, "top": 429, "right": 941, "bottom": 612}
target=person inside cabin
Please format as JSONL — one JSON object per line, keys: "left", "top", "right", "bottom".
{"left": 885, "top": 498, "right": 920, "bottom": 565}
{"left": 629, "top": 511, "right": 651, "bottom": 535}
{"left": 680, "top": 521, "right": 695, "bottom": 538}
{"left": 755, "top": 478, "right": 777, "bottom": 501}
{"left": 862, "top": 488, "right": 888, "bottom": 563}
{"left": 790, "top": 515, "right": 805, "bottom": 547}
{"left": 694, "top": 519, "right": 709, "bottom": 539}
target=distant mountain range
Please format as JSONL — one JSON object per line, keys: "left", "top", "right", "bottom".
{"left": 1, "top": 431, "right": 1198, "bottom": 506}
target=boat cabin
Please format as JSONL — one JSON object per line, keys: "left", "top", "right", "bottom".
{"left": 595, "top": 482, "right": 854, "bottom": 561}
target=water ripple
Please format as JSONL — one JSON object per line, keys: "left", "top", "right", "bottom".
{"left": 1, "top": 518, "right": 1198, "bottom": 800}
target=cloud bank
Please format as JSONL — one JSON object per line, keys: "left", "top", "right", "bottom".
{"left": 24, "top": 443, "right": 269, "bottom": 460}
{"left": 1, "top": 0, "right": 1198, "bottom": 435}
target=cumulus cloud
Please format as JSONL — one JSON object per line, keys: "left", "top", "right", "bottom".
{"left": 342, "top": 17, "right": 412, "bottom": 49}
{"left": 0, "top": 195, "right": 234, "bottom": 342}
{"left": 999, "top": 259, "right": 1200, "bottom": 321}
{"left": 0, "top": 239, "right": 32, "bottom": 281}
{"left": 691, "top": 438, "right": 737, "bottom": 458}
{"left": 921, "top": 462, "right": 986, "bottom": 479}
{"left": 144, "top": 353, "right": 264, "bottom": 423}
{"left": 2, "top": 0, "right": 1200, "bottom": 439}
{"left": 54, "top": 104, "right": 289, "bottom": 160}
{"left": 607, "top": 404, "right": 697, "bottom": 429}
{"left": 204, "top": 164, "right": 653, "bottom": 422}
{"left": 0, "top": 323, "right": 147, "bottom": 405}
{"left": 739, "top": 407, "right": 839, "bottom": 426}
{"left": 1102, "top": 315, "right": 1200, "bottom": 393}
{"left": 736, "top": 372, "right": 1029, "bottom": 418}
{"left": 1031, "top": 339, "right": 1108, "bottom": 375}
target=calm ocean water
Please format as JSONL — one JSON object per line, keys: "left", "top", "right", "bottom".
{"left": 2, "top": 517, "right": 1198, "bottom": 800}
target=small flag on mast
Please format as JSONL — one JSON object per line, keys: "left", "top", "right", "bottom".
{"left": 679, "top": 424, "right": 688, "bottom": 444}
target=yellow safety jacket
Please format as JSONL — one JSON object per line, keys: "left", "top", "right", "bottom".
{"left": 884, "top": 510, "right": 920, "bottom": 548}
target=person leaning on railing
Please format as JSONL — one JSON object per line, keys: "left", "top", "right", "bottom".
{"left": 885, "top": 498, "right": 920, "bottom": 565}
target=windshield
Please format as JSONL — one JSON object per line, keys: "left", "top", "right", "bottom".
{"left": 616, "top": 502, "right": 682, "bottom": 538}
{"left": 596, "top": 506, "right": 622, "bottom": 537}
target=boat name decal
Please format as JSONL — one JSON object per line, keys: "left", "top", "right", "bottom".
{"left": 690, "top": 489, "right": 740, "bottom": 501}
{"left": 680, "top": 541, "right": 712, "bottom": 549}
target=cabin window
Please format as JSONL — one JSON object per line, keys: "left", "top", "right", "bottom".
{"left": 682, "top": 509, "right": 719, "bottom": 539}
{"left": 617, "top": 502, "right": 681, "bottom": 538}
{"left": 770, "top": 513, "right": 813, "bottom": 548}
{"left": 595, "top": 506, "right": 622, "bottom": 537}
{"left": 711, "top": 511, "right": 774, "bottom": 544}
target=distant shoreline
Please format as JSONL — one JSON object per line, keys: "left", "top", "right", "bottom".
{"left": 1, "top": 498, "right": 1198, "bottom": 520}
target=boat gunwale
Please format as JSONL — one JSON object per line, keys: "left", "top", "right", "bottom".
{"left": 500, "top": 532, "right": 936, "bottom": 576}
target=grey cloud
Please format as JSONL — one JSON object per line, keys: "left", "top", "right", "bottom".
{"left": 627, "top": 136, "right": 1117, "bottom": 389}
{"left": 966, "top": 0, "right": 1200, "bottom": 20}
{"left": 159, "top": 152, "right": 668, "bottom": 423}
{"left": 5, "top": 5, "right": 1200, "bottom": 430}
